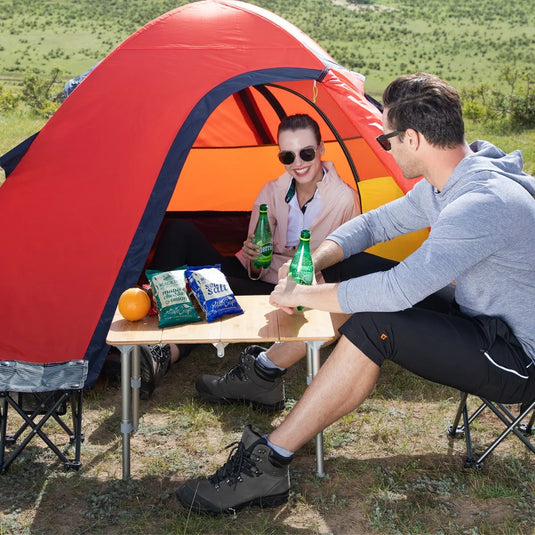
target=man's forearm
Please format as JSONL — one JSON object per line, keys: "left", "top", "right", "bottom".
{"left": 312, "top": 239, "right": 345, "bottom": 272}
{"left": 270, "top": 278, "right": 343, "bottom": 313}
{"left": 292, "top": 281, "right": 342, "bottom": 313}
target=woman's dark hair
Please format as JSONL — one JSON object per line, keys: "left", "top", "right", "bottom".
{"left": 382, "top": 73, "right": 465, "bottom": 148}
{"left": 277, "top": 114, "right": 321, "bottom": 145}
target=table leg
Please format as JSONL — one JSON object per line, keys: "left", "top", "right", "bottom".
{"left": 306, "top": 341, "right": 326, "bottom": 478}
{"left": 119, "top": 345, "right": 134, "bottom": 480}
{"left": 212, "top": 342, "right": 228, "bottom": 358}
{"left": 131, "top": 346, "right": 140, "bottom": 431}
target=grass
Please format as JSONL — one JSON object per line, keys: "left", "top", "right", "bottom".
{"left": 464, "top": 119, "right": 535, "bottom": 176}
{"left": 1, "top": 345, "right": 534, "bottom": 535}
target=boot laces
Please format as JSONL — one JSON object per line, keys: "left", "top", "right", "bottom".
{"left": 147, "top": 344, "right": 170, "bottom": 365}
{"left": 219, "top": 354, "right": 250, "bottom": 383}
{"left": 209, "top": 440, "right": 262, "bottom": 489}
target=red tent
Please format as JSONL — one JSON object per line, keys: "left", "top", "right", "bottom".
{"left": 0, "top": 0, "right": 425, "bottom": 388}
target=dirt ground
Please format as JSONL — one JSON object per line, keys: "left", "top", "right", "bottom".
{"left": 1, "top": 344, "right": 534, "bottom": 535}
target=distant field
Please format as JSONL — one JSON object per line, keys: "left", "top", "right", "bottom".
{"left": 1, "top": 0, "right": 534, "bottom": 96}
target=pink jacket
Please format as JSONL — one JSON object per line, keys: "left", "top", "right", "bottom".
{"left": 236, "top": 161, "right": 360, "bottom": 284}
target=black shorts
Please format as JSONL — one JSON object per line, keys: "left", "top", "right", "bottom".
{"left": 339, "top": 309, "right": 535, "bottom": 404}
{"left": 324, "top": 252, "right": 535, "bottom": 404}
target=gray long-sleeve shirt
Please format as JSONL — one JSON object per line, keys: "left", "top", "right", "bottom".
{"left": 328, "top": 141, "right": 535, "bottom": 363}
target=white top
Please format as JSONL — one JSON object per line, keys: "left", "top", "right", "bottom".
{"left": 285, "top": 169, "right": 325, "bottom": 247}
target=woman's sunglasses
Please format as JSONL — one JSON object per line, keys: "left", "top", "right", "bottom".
{"left": 278, "top": 145, "right": 318, "bottom": 165}
{"left": 376, "top": 130, "right": 403, "bottom": 151}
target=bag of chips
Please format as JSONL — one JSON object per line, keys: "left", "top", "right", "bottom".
{"left": 186, "top": 265, "right": 243, "bottom": 322}
{"left": 146, "top": 267, "right": 202, "bottom": 328}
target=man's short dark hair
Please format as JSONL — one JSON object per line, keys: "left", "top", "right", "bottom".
{"left": 382, "top": 73, "right": 465, "bottom": 148}
{"left": 278, "top": 114, "right": 321, "bottom": 145}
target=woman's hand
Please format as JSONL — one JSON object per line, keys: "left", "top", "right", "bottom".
{"left": 241, "top": 234, "right": 259, "bottom": 262}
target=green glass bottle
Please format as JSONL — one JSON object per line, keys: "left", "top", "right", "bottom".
{"left": 289, "top": 230, "right": 314, "bottom": 310}
{"left": 252, "top": 203, "right": 273, "bottom": 269}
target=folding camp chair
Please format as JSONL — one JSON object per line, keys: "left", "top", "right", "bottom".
{"left": 0, "top": 361, "right": 87, "bottom": 474}
{"left": 448, "top": 392, "right": 535, "bottom": 468}
{"left": 0, "top": 390, "right": 84, "bottom": 473}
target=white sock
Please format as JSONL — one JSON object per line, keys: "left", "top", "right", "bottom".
{"left": 256, "top": 351, "right": 286, "bottom": 371}
{"left": 263, "top": 435, "right": 294, "bottom": 458}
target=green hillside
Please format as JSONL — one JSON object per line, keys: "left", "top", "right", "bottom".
{"left": 1, "top": 0, "right": 534, "bottom": 96}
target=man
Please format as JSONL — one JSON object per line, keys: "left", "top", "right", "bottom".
{"left": 176, "top": 73, "right": 535, "bottom": 514}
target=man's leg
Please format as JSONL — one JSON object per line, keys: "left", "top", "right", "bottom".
{"left": 339, "top": 309, "right": 535, "bottom": 404}
{"left": 178, "top": 334, "right": 380, "bottom": 513}
{"left": 268, "top": 335, "right": 380, "bottom": 451}
{"left": 178, "top": 307, "right": 535, "bottom": 514}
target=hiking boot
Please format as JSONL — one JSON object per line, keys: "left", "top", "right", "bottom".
{"left": 195, "top": 345, "right": 286, "bottom": 412}
{"left": 176, "top": 425, "right": 291, "bottom": 513}
{"left": 139, "top": 344, "right": 172, "bottom": 399}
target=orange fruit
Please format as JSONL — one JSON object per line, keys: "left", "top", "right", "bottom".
{"left": 118, "top": 287, "right": 151, "bottom": 321}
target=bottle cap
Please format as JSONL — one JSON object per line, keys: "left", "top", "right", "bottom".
{"left": 300, "top": 229, "right": 310, "bottom": 240}
{"left": 260, "top": 203, "right": 268, "bottom": 212}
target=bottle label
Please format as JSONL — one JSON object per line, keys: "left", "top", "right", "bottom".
{"left": 254, "top": 242, "right": 273, "bottom": 268}
{"left": 258, "top": 243, "right": 273, "bottom": 256}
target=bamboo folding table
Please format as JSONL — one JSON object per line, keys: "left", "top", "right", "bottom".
{"left": 106, "top": 294, "right": 335, "bottom": 480}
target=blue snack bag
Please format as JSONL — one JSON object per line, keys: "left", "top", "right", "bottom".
{"left": 186, "top": 265, "right": 243, "bottom": 322}
{"left": 146, "top": 267, "right": 202, "bottom": 328}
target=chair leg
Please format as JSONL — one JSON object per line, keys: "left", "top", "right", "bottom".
{"left": 0, "top": 390, "right": 84, "bottom": 473}
{"left": 519, "top": 400, "right": 535, "bottom": 435}
{"left": 66, "top": 389, "right": 84, "bottom": 470}
{"left": 460, "top": 396, "right": 480, "bottom": 468}
{"left": 448, "top": 392, "right": 481, "bottom": 468}
{"left": 449, "top": 393, "right": 535, "bottom": 469}
{"left": 476, "top": 399, "right": 535, "bottom": 463}
{"left": 448, "top": 391, "right": 468, "bottom": 438}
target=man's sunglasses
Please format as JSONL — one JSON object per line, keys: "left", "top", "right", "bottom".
{"left": 278, "top": 146, "right": 318, "bottom": 165}
{"left": 376, "top": 130, "right": 403, "bottom": 151}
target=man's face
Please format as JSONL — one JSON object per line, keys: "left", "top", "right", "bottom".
{"left": 382, "top": 109, "right": 422, "bottom": 180}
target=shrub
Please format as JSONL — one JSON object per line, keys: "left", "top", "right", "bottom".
{"left": 0, "top": 85, "right": 20, "bottom": 111}
{"left": 21, "top": 67, "right": 62, "bottom": 118}
{"left": 461, "top": 65, "right": 535, "bottom": 131}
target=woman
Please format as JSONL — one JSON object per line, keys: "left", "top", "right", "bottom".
{"left": 236, "top": 113, "right": 360, "bottom": 285}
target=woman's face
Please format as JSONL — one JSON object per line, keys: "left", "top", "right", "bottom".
{"left": 278, "top": 127, "right": 325, "bottom": 186}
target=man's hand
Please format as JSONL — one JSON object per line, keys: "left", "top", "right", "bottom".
{"left": 271, "top": 278, "right": 343, "bottom": 314}
{"left": 278, "top": 259, "right": 291, "bottom": 281}
{"left": 270, "top": 276, "right": 301, "bottom": 314}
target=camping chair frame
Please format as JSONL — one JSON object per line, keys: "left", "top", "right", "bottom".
{"left": 0, "top": 389, "right": 84, "bottom": 474}
{"left": 448, "top": 391, "right": 535, "bottom": 468}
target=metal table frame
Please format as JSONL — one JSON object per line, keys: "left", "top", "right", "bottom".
{"left": 107, "top": 295, "right": 334, "bottom": 480}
